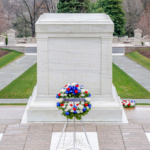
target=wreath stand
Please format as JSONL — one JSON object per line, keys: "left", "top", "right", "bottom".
{"left": 56, "top": 100, "right": 92, "bottom": 150}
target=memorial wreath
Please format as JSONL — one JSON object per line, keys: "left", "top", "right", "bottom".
{"left": 56, "top": 83, "right": 91, "bottom": 120}
{"left": 122, "top": 100, "right": 136, "bottom": 108}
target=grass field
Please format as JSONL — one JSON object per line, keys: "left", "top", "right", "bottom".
{"left": 0, "top": 48, "right": 24, "bottom": 69}
{"left": 0, "top": 62, "right": 149, "bottom": 99}
{"left": 113, "top": 63, "right": 150, "bottom": 99}
{"left": 0, "top": 63, "right": 37, "bottom": 98}
{"left": 126, "top": 49, "right": 150, "bottom": 70}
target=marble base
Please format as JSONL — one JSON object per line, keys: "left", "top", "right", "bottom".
{"left": 50, "top": 132, "right": 99, "bottom": 150}
{"left": 26, "top": 85, "right": 123, "bottom": 122}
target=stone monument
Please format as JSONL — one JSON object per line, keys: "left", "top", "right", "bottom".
{"left": 143, "top": 35, "right": 150, "bottom": 46}
{"left": 0, "top": 35, "right": 5, "bottom": 45}
{"left": 27, "top": 13, "right": 123, "bottom": 122}
{"left": 134, "top": 29, "right": 142, "bottom": 46}
{"left": 7, "top": 29, "right": 16, "bottom": 46}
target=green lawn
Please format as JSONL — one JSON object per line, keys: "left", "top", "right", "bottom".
{"left": 126, "top": 49, "right": 150, "bottom": 70}
{"left": 0, "top": 62, "right": 149, "bottom": 99}
{"left": 0, "top": 63, "right": 37, "bottom": 98}
{"left": 113, "top": 63, "right": 150, "bottom": 99}
{"left": 0, "top": 49, "right": 23, "bottom": 69}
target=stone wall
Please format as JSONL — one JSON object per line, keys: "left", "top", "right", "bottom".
{"left": 113, "top": 29, "right": 150, "bottom": 46}
{"left": 125, "top": 46, "right": 150, "bottom": 54}
{"left": 0, "top": 46, "right": 25, "bottom": 53}
{"left": 16, "top": 37, "right": 37, "bottom": 44}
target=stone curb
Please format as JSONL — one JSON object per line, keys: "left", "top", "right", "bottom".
{"left": 0, "top": 99, "right": 28, "bottom": 104}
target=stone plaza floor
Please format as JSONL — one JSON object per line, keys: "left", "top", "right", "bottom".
{"left": 0, "top": 105, "right": 150, "bottom": 150}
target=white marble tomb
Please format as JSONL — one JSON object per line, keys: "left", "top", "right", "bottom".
{"left": 27, "top": 13, "right": 123, "bottom": 122}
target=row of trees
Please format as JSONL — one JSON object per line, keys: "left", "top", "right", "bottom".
{"left": 58, "top": 0, "right": 126, "bottom": 36}
{"left": 1, "top": 0, "right": 149, "bottom": 37}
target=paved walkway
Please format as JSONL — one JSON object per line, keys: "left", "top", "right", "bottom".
{"left": 0, "top": 55, "right": 37, "bottom": 91}
{"left": 113, "top": 55, "right": 150, "bottom": 92}
{"left": 0, "top": 106, "right": 149, "bottom": 149}
{"left": 0, "top": 123, "right": 150, "bottom": 150}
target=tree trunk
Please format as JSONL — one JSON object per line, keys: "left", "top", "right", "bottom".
{"left": 31, "top": 24, "right": 35, "bottom": 37}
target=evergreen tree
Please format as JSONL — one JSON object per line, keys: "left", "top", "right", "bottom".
{"left": 89, "top": 1, "right": 103, "bottom": 13}
{"left": 101, "top": 0, "right": 126, "bottom": 36}
{"left": 57, "top": 0, "right": 90, "bottom": 13}
{"left": 77, "top": 0, "right": 90, "bottom": 13}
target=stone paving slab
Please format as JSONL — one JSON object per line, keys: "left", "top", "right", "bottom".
{"left": 0, "top": 125, "right": 7, "bottom": 133}
{"left": 124, "top": 106, "right": 150, "bottom": 125}
{"left": 0, "top": 55, "right": 37, "bottom": 91}
{"left": 0, "top": 124, "right": 149, "bottom": 150}
{"left": 143, "top": 125, "right": 150, "bottom": 132}
{"left": 113, "top": 55, "right": 150, "bottom": 91}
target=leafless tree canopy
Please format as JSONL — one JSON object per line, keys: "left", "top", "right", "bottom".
{"left": 123, "top": 0, "right": 150, "bottom": 36}
{"left": 14, "top": 0, "right": 56, "bottom": 37}
{"left": 0, "top": 0, "right": 56, "bottom": 36}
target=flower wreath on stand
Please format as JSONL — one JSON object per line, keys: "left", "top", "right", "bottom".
{"left": 56, "top": 83, "right": 91, "bottom": 120}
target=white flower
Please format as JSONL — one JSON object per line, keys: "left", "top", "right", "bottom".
{"left": 85, "top": 98, "right": 91, "bottom": 102}
{"left": 77, "top": 110, "right": 80, "bottom": 114}
{"left": 131, "top": 103, "right": 135, "bottom": 107}
{"left": 61, "top": 93, "right": 64, "bottom": 96}
{"left": 65, "top": 103, "right": 68, "bottom": 106}
{"left": 65, "top": 108, "right": 69, "bottom": 111}
{"left": 81, "top": 89, "right": 85, "bottom": 93}
{"left": 86, "top": 106, "right": 89, "bottom": 109}
{"left": 58, "top": 98, "right": 63, "bottom": 103}
{"left": 67, "top": 83, "right": 71, "bottom": 86}
{"left": 64, "top": 94, "right": 67, "bottom": 96}
{"left": 71, "top": 110, "right": 74, "bottom": 112}
{"left": 67, "top": 106, "right": 72, "bottom": 110}
{"left": 80, "top": 110, "right": 83, "bottom": 113}
{"left": 125, "top": 103, "right": 128, "bottom": 106}
{"left": 81, "top": 94, "right": 85, "bottom": 97}
{"left": 62, "top": 106, "right": 66, "bottom": 109}
{"left": 78, "top": 104, "right": 84, "bottom": 110}
{"left": 81, "top": 102, "right": 84, "bottom": 105}
{"left": 60, "top": 88, "right": 66, "bottom": 93}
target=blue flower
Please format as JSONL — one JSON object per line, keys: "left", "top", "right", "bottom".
{"left": 80, "top": 85, "right": 84, "bottom": 89}
{"left": 88, "top": 104, "right": 91, "bottom": 109}
{"left": 66, "top": 86, "right": 74, "bottom": 94}
{"left": 73, "top": 105, "right": 77, "bottom": 109}
{"left": 83, "top": 107, "right": 86, "bottom": 112}
{"left": 56, "top": 94, "right": 59, "bottom": 98}
{"left": 57, "top": 102, "right": 60, "bottom": 107}
{"left": 74, "top": 111, "right": 77, "bottom": 114}
{"left": 88, "top": 93, "right": 91, "bottom": 97}
{"left": 65, "top": 112, "right": 70, "bottom": 115}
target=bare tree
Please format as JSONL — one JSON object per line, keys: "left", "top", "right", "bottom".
{"left": 137, "top": 0, "right": 150, "bottom": 35}
{"left": 123, "top": 0, "right": 142, "bottom": 36}
{"left": 42, "top": 0, "right": 56, "bottom": 13}
{"left": 14, "top": 0, "right": 56, "bottom": 37}
{"left": 0, "top": 0, "right": 5, "bottom": 33}
{"left": 0, "top": 0, "right": 15, "bottom": 33}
